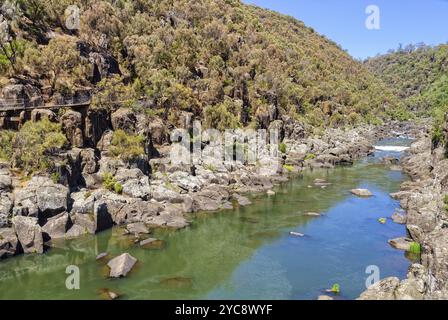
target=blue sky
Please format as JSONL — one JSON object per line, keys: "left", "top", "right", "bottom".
{"left": 243, "top": 0, "right": 448, "bottom": 60}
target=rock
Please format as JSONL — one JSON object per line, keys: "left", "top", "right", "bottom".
{"left": 111, "top": 108, "right": 137, "bottom": 134}
{"left": 0, "top": 228, "right": 20, "bottom": 259}
{"left": 13, "top": 176, "right": 69, "bottom": 218}
{"left": 42, "top": 212, "right": 70, "bottom": 240}
{"left": 99, "top": 288, "right": 120, "bottom": 300}
{"left": 71, "top": 190, "right": 96, "bottom": 214}
{"left": 61, "top": 110, "right": 84, "bottom": 147}
{"left": 0, "top": 193, "right": 13, "bottom": 227}
{"left": 233, "top": 194, "right": 252, "bottom": 206}
{"left": 12, "top": 216, "right": 43, "bottom": 254}
{"left": 266, "top": 190, "right": 276, "bottom": 196}
{"left": 289, "top": 232, "right": 304, "bottom": 237}
{"left": 30, "top": 109, "right": 57, "bottom": 122}
{"left": 391, "top": 211, "right": 407, "bottom": 224}
{"left": 351, "top": 189, "right": 373, "bottom": 197}
{"left": 85, "top": 108, "right": 111, "bottom": 147}
{"left": 192, "top": 185, "right": 230, "bottom": 212}
{"left": 388, "top": 237, "right": 413, "bottom": 251}
{"left": 151, "top": 184, "right": 184, "bottom": 203}
{"left": 114, "top": 168, "right": 150, "bottom": 200}
{"left": 148, "top": 117, "right": 169, "bottom": 145}
{"left": 126, "top": 222, "right": 150, "bottom": 235}
{"left": 72, "top": 200, "right": 113, "bottom": 234}
{"left": 383, "top": 157, "right": 400, "bottom": 165}
{"left": 65, "top": 224, "right": 87, "bottom": 239}
{"left": 317, "top": 295, "right": 334, "bottom": 300}
{"left": 96, "top": 252, "right": 108, "bottom": 260}
{"left": 107, "top": 253, "right": 137, "bottom": 278}
{"left": 358, "top": 277, "right": 400, "bottom": 300}
{"left": 304, "top": 212, "right": 321, "bottom": 217}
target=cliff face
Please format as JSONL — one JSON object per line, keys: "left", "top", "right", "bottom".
{"left": 1, "top": 0, "right": 397, "bottom": 130}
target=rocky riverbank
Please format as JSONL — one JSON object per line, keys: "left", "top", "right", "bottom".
{"left": 359, "top": 122, "right": 448, "bottom": 300}
{"left": 0, "top": 109, "right": 418, "bottom": 262}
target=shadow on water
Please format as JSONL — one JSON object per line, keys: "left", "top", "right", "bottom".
{"left": 0, "top": 139, "right": 412, "bottom": 300}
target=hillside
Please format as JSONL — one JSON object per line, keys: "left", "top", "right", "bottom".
{"left": 0, "top": 0, "right": 399, "bottom": 129}
{"left": 365, "top": 44, "right": 448, "bottom": 121}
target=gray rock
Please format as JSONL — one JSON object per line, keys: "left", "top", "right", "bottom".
{"left": 358, "top": 277, "right": 400, "bottom": 300}
{"left": 72, "top": 200, "right": 113, "bottom": 234}
{"left": 0, "top": 228, "right": 20, "bottom": 259}
{"left": 65, "top": 224, "right": 87, "bottom": 239}
{"left": 114, "top": 168, "right": 150, "bottom": 199}
{"left": 233, "top": 194, "right": 252, "bottom": 206}
{"left": 107, "top": 253, "right": 137, "bottom": 278}
{"left": 60, "top": 110, "right": 84, "bottom": 147}
{"left": 96, "top": 252, "right": 108, "bottom": 260}
{"left": 351, "top": 189, "right": 373, "bottom": 197}
{"left": 388, "top": 237, "right": 413, "bottom": 251}
{"left": 42, "top": 212, "right": 70, "bottom": 240}
{"left": 126, "top": 222, "right": 150, "bottom": 235}
{"left": 391, "top": 211, "right": 407, "bottom": 224}
{"left": 317, "top": 295, "right": 334, "bottom": 300}
{"left": 13, "top": 176, "right": 69, "bottom": 218}
{"left": 12, "top": 216, "right": 43, "bottom": 254}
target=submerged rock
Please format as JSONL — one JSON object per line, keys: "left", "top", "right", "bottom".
{"left": 304, "top": 212, "right": 321, "bottom": 217}
{"left": 350, "top": 189, "right": 373, "bottom": 197}
{"left": 289, "top": 231, "right": 304, "bottom": 237}
{"left": 107, "top": 253, "right": 137, "bottom": 278}
{"left": 233, "top": 194, "right": 252, "bottom": 206}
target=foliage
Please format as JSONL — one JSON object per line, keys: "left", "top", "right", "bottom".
{"left": 102, "top": 172, "right": 123, "bottom": 194}
{"left": 304, "top": 153, "right": 316, "bottom": 161}
{"left": 109, "top": 129, "right": 145, "bottom": 161}
{"left": 409, "top": 242, "right": 421, "bottom": 255}
{"left": 2, "top": 119, "right": 67, "bottom": 174}
{"left": 378, "top": 218, "right": 386, "bottom": 224}
{"left": 0, "top": 130, "right": 15, "bottom": 160}
{"left": 283, "top": 164, "right": 294, "bottom": 172}
{"left": 1, "top": 0, "right": 400, "bottom": 127}
{"left": 279, "top": 142, "right": 287, "bottom": 154}
{"left": 330, "top": 283, "right": 340, "bottom": 294}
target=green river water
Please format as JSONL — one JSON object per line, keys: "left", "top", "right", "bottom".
{"left": 0, "top": 138, "right": 413, "bottom": 300}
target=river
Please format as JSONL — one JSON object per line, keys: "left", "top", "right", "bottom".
{"left": 0, "top": 138, "right": 414, "bottom": 300}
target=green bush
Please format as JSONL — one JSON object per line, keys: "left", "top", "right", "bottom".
{"left": 330, "top": 283, "right": 340, "bottom": 294}
{"left": 409, "top": 242, "right": 421, "bottom": 255}
{"left": 0, "top": 130, "right": 15, "bottom": 161}
{"left": 304, "top": 153, "right": 316, "bottom": 161}
{"left": 110, "top": 130, "right": 145, "bottom": 161}
{"left": 5, "top": 119, "right": 67, "bottom": 174}
{"left": 102, "top": 172, "right": 123, "bottom": 194}
{"left": 279, "top": 142, "right": 287, "bottom": 154}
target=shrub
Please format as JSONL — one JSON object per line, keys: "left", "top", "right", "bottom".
{"left": 444, "top": 195, "right": 448, "bottom": 211}
{"left": 279, "top": 142, "right": 287, "bottom": 154}
{"left": 283, "top": 164, "right": 294, "bottom": 172}
{"left": 109, "top": 130, "right": 145, "bottom": 161}
{"left": 330, "top": 283, "right": 340, "bottom": 294}
{"left": 102, "top": 172, "right": 123, "bottom": 194}
{"left": 304, "top": 153, "right": 316, "bottom": 161}
{"left": 8, "top": 119, "right": 67, "bottom": 174}
{"left": 51, "top": 172, "right": 61, "bottom": 184}
{"left": 409, "top": 242, "right": 421, "bottom": 255}
{"left": 0, "top": 130, "right": 15, "bottom": 160}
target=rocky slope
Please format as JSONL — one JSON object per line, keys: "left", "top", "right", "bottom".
{"left": 359, "top": 121, "right": 448, "bottom": 300}
{"left": 0, "top": 103, "right": 390, "bottom": 260}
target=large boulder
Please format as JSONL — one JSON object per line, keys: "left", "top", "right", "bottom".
{"left": 42, "top": 212, "right": 71, "bottom": 240}
{"left": 30, "top": 109, "right": 57, "bottom": 122}
{"left": 0, "top": 228, "right": 21, "bottom": 259}
{"left": 192, "top": 184, "right": 230, "bottom": 212}
{"left": 12, "top": 216, "right": 43, "bottom": 254}
{"left": 61, "top": 110, "right": 84, "bottom": 147}
{"left": 114, "top": 168, "right": 150, "bottom": 200}
{"left": 107, "top": 253, "right": 137, "bottom": 278}
{"left": 111, "top": 108, "right": 137, "bottom": 134}
{"left": 72, "top": 200, "right": 113, "bottom": 234}
{"left": 351, "top": 189, "right": 373, "bottom": 197}
{"left": 357, "top": 277, "right": 400, "bottom": 300}
{"left": 13, "top": 176, "right": 69, "bottom": 218}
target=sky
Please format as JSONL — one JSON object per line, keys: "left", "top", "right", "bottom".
{"left": 243, "top": 0, "right": 448, "bottom": 60}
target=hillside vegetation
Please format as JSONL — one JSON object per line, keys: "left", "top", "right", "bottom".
{"left": 0, "top": 0, "right": 400, "bottom": 129}
{"left": 365, "top": 44, "right": 448, "bottom": 123}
